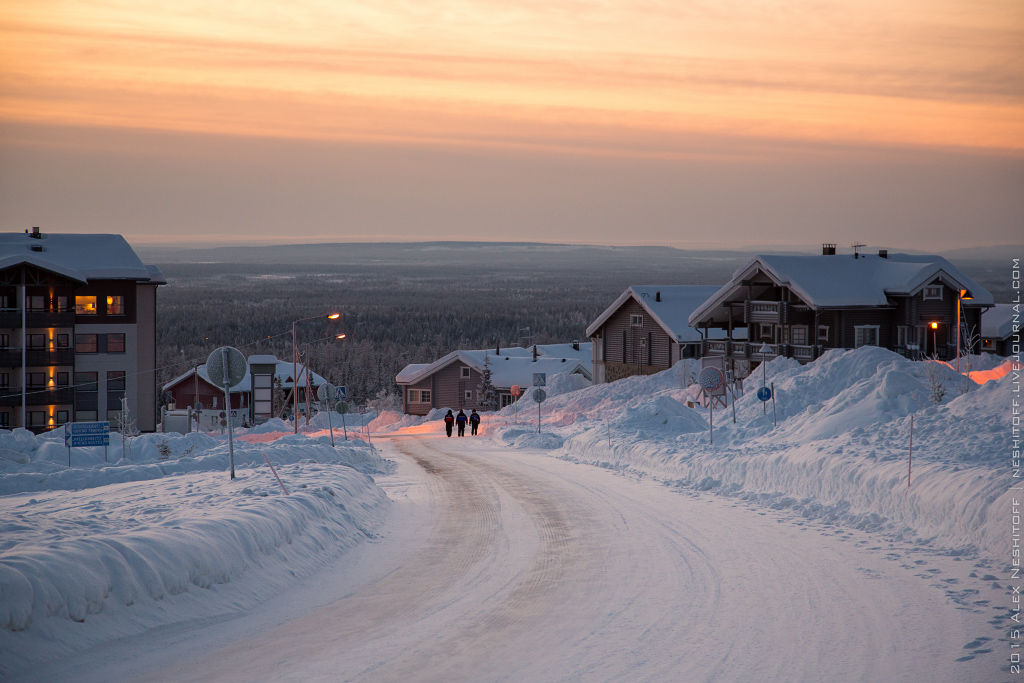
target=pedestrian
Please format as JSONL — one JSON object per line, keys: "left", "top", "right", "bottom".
{"left": 456, "top": 409, "right": 468, "bottom": 437}
{"left": 444, "top": 409, "right": 454, "bottom": 437}
{"left": 470, "top": 409, "right": 480, "bottom": 435}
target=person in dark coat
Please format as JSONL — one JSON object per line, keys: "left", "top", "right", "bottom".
{"left": 455, "top": 409, "right": 468, "bottom": 436}
{"left": 469, "top": 409, "right": 481, "bottom": 435}
{"left": 444, "top": 410, "right": 454, "bottom": 437}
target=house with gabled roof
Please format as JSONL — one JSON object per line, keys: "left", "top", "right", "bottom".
{"left": 981, "top": 304, "right": 1019, "bottom": 357}
{"left": 687, "top": 246, "right": 993, "bottom": 377}
{"left": 586, "top": 285, "right": 739, "bottom": 384}
{"left": 396, "top": 344, "right": 592, "bottom": 415}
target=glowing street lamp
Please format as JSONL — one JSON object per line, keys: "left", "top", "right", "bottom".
{"left": 930, "top": 322, "right": 938, "bottom": 358}
{"left": 292, "top": 313, "right": 341, "bottom": 433}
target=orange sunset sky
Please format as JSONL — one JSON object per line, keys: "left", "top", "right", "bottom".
{"left": 0, "top": 0, "right": 1021, "bottom": 249}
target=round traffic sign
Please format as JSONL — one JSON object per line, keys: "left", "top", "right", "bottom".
{"left": 533, "top": 389, "right": 547, "bottom": 403}
{"left": 317, "top": 382, "right": 335, "bottom": 402}
{"left": 206, "top": 347, "right": 247, "bottom": 388}
{"left": 510, "top": 385, "right": 521, "bottom": 397}
{"left": 757, "top": 386, "right": 772, "bottom": 402}
{"left": 698, "top": 367, "right": 724, "bottom": 392}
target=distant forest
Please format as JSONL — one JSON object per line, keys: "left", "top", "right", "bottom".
{"left": 148, "top": 243, "right": 1012, "bottom": 402}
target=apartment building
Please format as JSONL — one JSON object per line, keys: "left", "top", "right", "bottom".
{"left": 0, "top": 228, "right": 165, "bottom": 433}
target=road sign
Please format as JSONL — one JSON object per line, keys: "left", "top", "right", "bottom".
{"left": 757, "top": 386, "right": 772, "bottom": 402}
{"left": 510, "top": 385, "right": 521, "bottom": 397}
{"left": 533, "top": 373, "right": 546, "bottom": 387}
{"left": 336, "top": 401, "right": 349, "bottom": 414}
{"left": 317, "top": 382, "right": 335, "bottom": 402}
{"left": 698, "top": 367, "right": 724, "bottom": 392}
{"left": 336, "top": 385, "right": 346, "bottom": 400}
{"left": 64, "top": 421, "right": 110, "bottom": 447}
{"left": 206, "top": 347, "right": 247, "bottom": 388}
{"left": 533, "top": 389, "right": 547, "bottom": 403}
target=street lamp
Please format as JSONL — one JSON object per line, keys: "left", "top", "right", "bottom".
{"left": 957, "top": 289, "right": 973, "bottom": 372}
{"left": 293, "top": 313, "right": 341, "bottom": 433}
{"left": 930, "top": 322, "right": 938, "bottom": 358}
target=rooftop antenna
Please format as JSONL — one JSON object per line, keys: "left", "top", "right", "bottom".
{"left": 851, "top": 243, "right": 866, "bottom": 259}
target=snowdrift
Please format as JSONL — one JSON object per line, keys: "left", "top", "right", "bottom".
{"left": 486, "top": 347, "right": 1011, "bottom": 558}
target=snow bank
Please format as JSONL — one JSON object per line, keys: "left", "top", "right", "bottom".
{"left": 0, "top": 425, "right": 393, "bottom": 676}
{"left": 486, "top": 347, "right": 1011, "bottom": 557}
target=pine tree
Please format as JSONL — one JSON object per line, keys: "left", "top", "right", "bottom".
{"left": 477, "top": 351, "right": 499, "bottom": 411}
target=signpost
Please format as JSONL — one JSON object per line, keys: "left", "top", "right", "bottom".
{"left": 758, "top": 342, "right": 772, "bottom": 415}
{"left": 65, "top": 421, "right": 110, "bottom": 466}
{"left": 511, "top": 385, "right": 521, "bottom": 424}
{"left": 533, "top": 388, "right": 547, "bottom": 433}
{"left": 698, "top": 367, "right": 724, "bottom": 445}
{"left": 335, "top": 398, "right": 348, "bottom": 440}
{"left": 207, "top": 347, "right": 246, "bottom": 480}
{"left": 318, "top": 382, "right": 337, "bottom": 446}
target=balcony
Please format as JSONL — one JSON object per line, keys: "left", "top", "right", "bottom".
{"left": 701, "top": 340, "right": 819, "bottom": 364}
{"left": 746, "top": 301, "right": 782, "bottom": 324}
{"left": 0, "top": 309, "right": 75, "bottom": 328}
{"left": 0, "top": 348, "right": 75, "bottom": 367}
{"left": 0, "top": 387, "right": 75, "bottom": 407}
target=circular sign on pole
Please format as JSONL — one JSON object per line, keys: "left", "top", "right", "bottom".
{"left": 317, "top": 382, "right": 336, "bottom": 402}
{"left": 698, "top": 367, "right": 724, "bottom": 392}
{"left": 510, "top": 385, "right": 521, "bottom": 397}
{"left": 757, "top": 386, "right": 772, "bottom": 402}
{"left": 533, "top": 389, "right": 547, "bottom": 403}
{"left": 335, "top": 401, "right": 349, "bottom": 415}
{"left": 206, "top": 347, "right": 247, "bottom": 388}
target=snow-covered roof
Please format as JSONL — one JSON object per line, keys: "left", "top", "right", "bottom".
{"left": 586, "top": 286, "right": 738, "bottom": 342}
{"left": 163, "top": 356, "right": 327, "bottom": 394}
{"left": 0, "top": 232, "right": 163, "bottom": 282}
{"left": 397, "top": 347, "right": 592, "bottom": 387}
{"left": 689, "top": 253, "right": 993, "bottom": 325}
{"left": 982, "top": 304, "right": 1019, "bottom": 340}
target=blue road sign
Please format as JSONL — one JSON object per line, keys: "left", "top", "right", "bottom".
{"left": 336, "top": 386, "right": 347, "bottom": 400}
{"left": 533, "top": 373, "right": 546, "bottom": 387}
{"left": 757, "top": 386, "right": 772, "bottom": 402}
{"left": 65, "top": 421, "right": 110, "bottom": 447}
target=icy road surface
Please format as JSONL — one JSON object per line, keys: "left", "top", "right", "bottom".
{"left": 24, "top": 434, "right": 1000, "bottom": 682}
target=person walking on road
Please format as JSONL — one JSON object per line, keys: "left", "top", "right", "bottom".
{"left": 470, "top": 409, "right": 481, "bottom": 435}
{"left": 444, "top": 409, "right": 454, "bottom": 437}
{"left": 456, "top": 409, "right": 468, "bottom": 437}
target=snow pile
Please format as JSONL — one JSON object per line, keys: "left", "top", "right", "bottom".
{"left": 0, "top": 425, "right": 392, "bottom": 676}
{"left": 484, "top": 347, "right": 1010, "bottom": 557}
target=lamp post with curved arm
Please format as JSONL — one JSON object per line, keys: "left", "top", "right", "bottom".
{"left": 293, "top": 313, "right": 341, "bottom": 434}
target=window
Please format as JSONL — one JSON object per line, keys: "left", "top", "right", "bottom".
{"left": 106, "top": 295, "right": 125, "bottom": 315}
{"left": 106, "top": 333, "right": 126, "bottom": 353}
{"left": 28, "top": 411, "right": 46, "bottom": 427}
{"left": 27, "top": 334, "right": 46, "bottom": 348}
{"left": 460, "top": 366, "right": 471, "bottom": 379}
{"left": 408, "top": 389, "right": 431, "bottom": 403}
{"left": 420, "top": 390, "right": 431, "bottom": 403}
{"left": 27, "top": 373, "right": 46, "bottom": 388}
{"left": 56, "top": 334, "right": 69, "bottom": 348}
{"left": 56, "top": 296, "right": 69, "bottom": 312}
{"left": 760, "top": 323, "right": 773, "bottom": 340}
{"left": 630, "top": 314, "right": 644, "bottom": 327}
{"left": 75, "top": 334, "right": 98, "bottom": 353}
{"left": 0, "top": 412, "right": 8, "bottom": 427}
{"left": 107, "top": 371, "right": 126, "bottom": 410}
{"left": 56, "top": 372, "right": 69, "bottom": 386}
{"left": 75, "top": 372, "right": 98, "bottom": 412}
{"left": 854, "top": 326, "right": 880, "bottom": 348}
{"left": 0, "top": 373, "right": 7, "bottom": 388}
{"left": 0, "top": 295, "right": 11, "bottom": 310}
{"left": 897, "top": 326, "right": 909, "bottom": 347}
{"left": 56, "top": 411, "right": 69, "bottom": 425}
{"left": 75, "top": 411, "right": 98, "bottom": 422}
{"left": 0, "top": 334, "right": 8, "bottom": 349}
{"left": 818, "top": 325, "right": 830, "bottom": 342}
{"left": 923, "top": 285, "right": 943, "bottom": 301}
{"left": 75, "top": 296, "right": 98, "bottom": 314}
{"left": 26, "top": 295, "right": 45, "bottom": 311}
{"left": 790, "top": 326, "right": 808, "bottom": 345}
{"left": 501, "top": 394, "right": 516, "bottom": 408}
{"left": 464, "top": 390, "right": 473, "bottom": 402}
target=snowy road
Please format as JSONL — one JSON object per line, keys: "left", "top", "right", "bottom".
{"left": 25, "top": 434, "right": 999, "bottom": 682}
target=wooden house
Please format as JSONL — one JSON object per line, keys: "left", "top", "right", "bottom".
{"left": 396, "top": 345, "right": 592, "bottom": 416}
{"left": 687, "top": 247, "right": 993, "bottom": 377}
{"left": 981, "top": 304, "right": 1018, "bottom": 357}
{"left": 586, "top": 286, "right": 737, "bottom": 384}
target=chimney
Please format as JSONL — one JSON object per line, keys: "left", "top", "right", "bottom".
{"left": 878, "top": 249, "right": 888, "bottom": 259}
{"left": 532, "top": 345, "right": 538, "bottom": 362}
{"left": 655, "top": 291, "right": 661, "bottom": 302}
{"left": 572, "top": 340, "right": 579, "bottom": 351}
{"left": 822, "top": 243, "right": 836, "bottom": 255}
{"left": 30, "top": 227, "right": 41, "bottom": 239}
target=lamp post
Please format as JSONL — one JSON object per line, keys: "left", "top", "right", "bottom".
{"left": 957, "top": 289, "right": 973, "bottom": 372}
{"left": 293, "top": 313, "right": 341, "bottom": 434}
{"left": 930, "top": 322, "right": 938, "bottom": 359}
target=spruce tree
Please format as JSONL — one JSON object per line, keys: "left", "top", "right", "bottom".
{"left": 478, "top": 351, "right": 499, "bottom": 410}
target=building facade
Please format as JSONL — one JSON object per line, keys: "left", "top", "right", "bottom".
{"left": 0, "top": 229, "right": 165, "bottom": 433}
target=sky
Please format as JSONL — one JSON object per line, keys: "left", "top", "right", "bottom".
{"left": 0, "top": 0, "right": 1021, "bottom": 250}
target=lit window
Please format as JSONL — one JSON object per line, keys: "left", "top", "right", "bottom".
{"left": 106, "top": 295, "right": 125, "bottom": 315}
{"left": 922, "top": 285, "right": 943, "bottom": 301}
{"left": 75, "top": 296, "right": 97, "bottom": 314}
